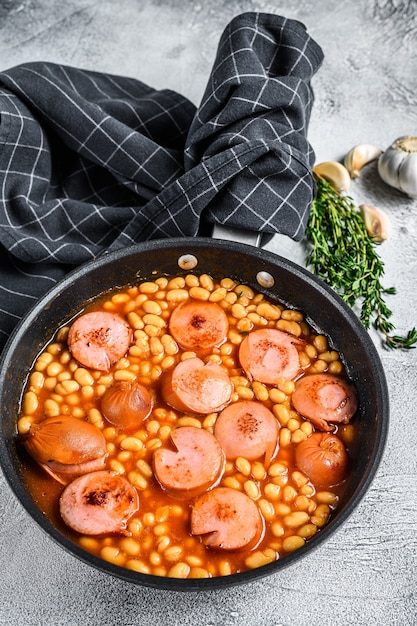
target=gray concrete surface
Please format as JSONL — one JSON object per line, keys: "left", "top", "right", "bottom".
{"left": 0, "top": 1, "right": 416, "bottom": 625}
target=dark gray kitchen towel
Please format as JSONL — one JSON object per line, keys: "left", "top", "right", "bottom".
{"left": 0, "top": 12, "right": 323, "bottom": 351}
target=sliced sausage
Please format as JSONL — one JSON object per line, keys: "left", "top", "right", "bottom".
{"left": 161, "top": 357, "right": 233, "bottom": 414}
{"left": 295, "top": 432, "right": 349, "bottom": 487}
{"left": 41, "top": 455, "right": 107, "bottom": 486}
{"left": 239, "top": 328, "right": 302, "bottom": 384}
{"left": 292, "top": 373, "right": 358, "bottom": 432}
{"left": 214, "top": 400, "right": 278, "bottom": 465}
{"left": 190, "top": 487, "right": 264, "bottom": 550}
{"left": 23, "top": 415, "right": 107, "bottom": 466}
{"left": 153, "top": 426, "right": 225, "bottom": 499}
{"left": 169, "top": 301, "right": 229, "bottom": 351}
{"left": 101, "top": 381, "right": 153, "bottom": 428}
{"left": 68, "top": 311, "right": 132, "bottom": 371}
{"left": 59, "top": 470, "right": 139, "bottom": 535}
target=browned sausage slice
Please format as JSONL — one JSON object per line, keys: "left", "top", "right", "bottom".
{"left": 68, "top": 311, "right": 132, "bottom": 371}
{"left": 59, "top": 470, "right": 139, "bottom": 535}
{"left": 169, "top": 301, "right": 229, "bottom": 351}
{"left": 214, "top": 400, "right": 278, "bottom": 465}
{"left": 239, "top": 328, "right": 302, "bottom": 383}
{"left": 153, "top": 426, "right": 225, "bottom": 499}
{"left": 161, "top": 357, "right": 233, "bottom": 414}
{"left": 292, "top": 373, "right": 358, "bottom": 431}
{"left": 190, "top": 487, "right": 264, "bottom": 550}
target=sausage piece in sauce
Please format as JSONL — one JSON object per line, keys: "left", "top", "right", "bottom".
{"left": 68, "top": 311, "right": 132, "bottom": 371}
{"left": 191, "top": 487, "right": 264, "bottom": 550}
{"left": 161, "top": 357, "right": 232, "bottom": 414}
{"left": 214, "top": 400, "right": 278, "bottom": 465}
{"left": 59, "top": 470, "right": 139, "bottom": 535}
{"left": 169, "top": 301, "right": 229, "bottom": 351}
{"left": 153, "top": 426, "right": 225, "bottom": 499}
{"left": 239, "top": 328, "right": 302, "bottom": 384}
{"left": 292, "top": 373, "right": 358, "bottom": 431}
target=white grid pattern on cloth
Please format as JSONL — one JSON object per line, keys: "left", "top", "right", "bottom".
{"left": 0, "top": 11, "right": 323, "bottom": 351}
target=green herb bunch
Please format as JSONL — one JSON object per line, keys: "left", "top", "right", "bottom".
{"left": 305, "top": 176, "right": 417, "bottom": 349}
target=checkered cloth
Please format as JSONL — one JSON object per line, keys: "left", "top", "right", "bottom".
{"left": 0, "top": 12, "right": 323, "bottom": 352}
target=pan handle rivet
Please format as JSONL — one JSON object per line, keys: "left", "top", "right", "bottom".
{"left": 178, "top": 254, "right": 198, "bottom": 270}
{"left": 256, "top": 271, "right": 275, "bottom": 288}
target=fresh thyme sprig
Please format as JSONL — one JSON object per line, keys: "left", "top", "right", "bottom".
{"left": 305, "top": 176, "right": 417, "bottom": 350}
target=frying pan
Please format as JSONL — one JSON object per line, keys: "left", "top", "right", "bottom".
{"left": 0, "top": 237, "right": 389, "bottom": 591}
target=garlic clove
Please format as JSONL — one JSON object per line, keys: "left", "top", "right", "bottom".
{"left": 313, "top": 161, "right": 351, "bottom": 195}
{"left": 359, "top": 204, "right": 390, "bottom": 243}
{"left": 344, "top": 144, "right": 383, "bottom": 179}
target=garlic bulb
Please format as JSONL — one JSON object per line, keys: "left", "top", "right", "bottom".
{"left": 344, "top": 144, "right": 383, "bottom": 178}
{"left": 359, "top": 204, "right": 390, "bottom": 243}
{"left": 313, "top": 161, "right": 351, "bottom": 195}
{"left": 378, "top": 136, "right": 417, "bottom": 198}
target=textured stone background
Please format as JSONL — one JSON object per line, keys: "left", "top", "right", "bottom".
{"left": 0, "top": 1, "right": 416, "bottom": 625}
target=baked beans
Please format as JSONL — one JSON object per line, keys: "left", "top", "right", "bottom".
{"left": 18, "top": 272, "right": 358, "bottom": 579}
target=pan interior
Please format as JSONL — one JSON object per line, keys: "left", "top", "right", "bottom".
{"left": 0, "top": 238, "right": 389, "bottom": 591}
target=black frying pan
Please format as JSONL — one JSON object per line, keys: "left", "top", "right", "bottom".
{"left": 0, "top": 237, "right": 389, "bottom": 591}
